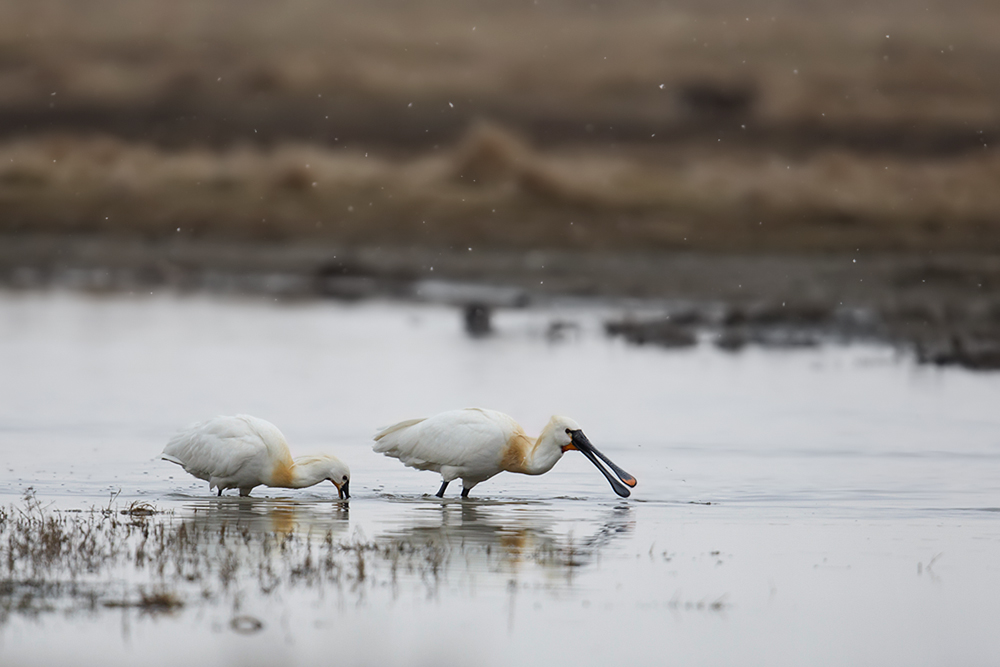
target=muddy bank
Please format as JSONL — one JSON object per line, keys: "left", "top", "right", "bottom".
{"left": 2, "top": 233, "right": 999, "bottom": 369}
{"left": 2, "top": 0, "right": 1000, "bottom": 256}
{"left": 2, "top": 0, "right": 998, "bottom": 154}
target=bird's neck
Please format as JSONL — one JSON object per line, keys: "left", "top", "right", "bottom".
{"left": 271, "top": 457, "right": 327, "bottom": 489}
{"left": 505, "top": 429, "right": 563, "bottom": 476}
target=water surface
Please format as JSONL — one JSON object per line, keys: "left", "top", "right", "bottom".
{"left": 1, "top": 291, "right": 998, "bottom": 666}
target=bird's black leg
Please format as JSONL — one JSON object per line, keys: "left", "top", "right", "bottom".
{"left": 217, "top": 488, "right": 222, "bottom": 497}
{"left": 461, "top": 487, "right": 470, "bottom": 498}
{"left": 435, "top": 481, "right": 449, "bottom": 498}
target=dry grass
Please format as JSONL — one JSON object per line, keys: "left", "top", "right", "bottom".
{"left": 2, "top": 126, "right": 999, "bottom": 252}
{"left": 0, "top": 490, "right": 594, "bottom": 624}
{"left": 1, "top": 0, "right": 998, "bottom": 137}
{"left": 1, "top": 0, "right": 998, "bottom": 252}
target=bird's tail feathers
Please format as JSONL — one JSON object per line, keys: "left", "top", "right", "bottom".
{"left": 161, "top": 453, "right": 184, "bottom": 466}
{"left": 373, "top": 417, "right": 426, "bottom": 446}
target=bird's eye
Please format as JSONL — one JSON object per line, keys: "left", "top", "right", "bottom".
{"left": 342, "top": 475, "right": 348, "bottom": 481}
{"left": 565, "top": 428, "right": 571, "bottom": 434}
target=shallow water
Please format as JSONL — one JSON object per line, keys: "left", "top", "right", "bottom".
{"left": 1, "top": 290, "right": 999, "bottom": 666}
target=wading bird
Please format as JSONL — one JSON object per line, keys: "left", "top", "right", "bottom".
{"left": 162, "top": 415, "right": 350, "bottom": 498}
{"left": 373, "top": 408, "right": 636, "bottom": 498}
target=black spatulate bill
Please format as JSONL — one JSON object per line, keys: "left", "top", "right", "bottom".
{"left": 570, "top": 430, "right": 637, "bottom": 498}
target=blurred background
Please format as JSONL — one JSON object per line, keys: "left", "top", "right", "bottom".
{"left": 0, "top": 0, "right": 999, "bottom": 362}
{"left": 3, "top": 5, "right": 1000, "bottom": 664}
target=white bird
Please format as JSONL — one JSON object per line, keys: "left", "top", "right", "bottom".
{"left": 162, "top": 415, "right": 351, "bottom": 498}
{"left": 373, "top": 408, "right": 636, "bottom": 498}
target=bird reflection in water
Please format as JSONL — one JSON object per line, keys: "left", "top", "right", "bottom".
{"left": 376, "top": 500, "right": 635, "bottom": 580}
{"left": 183, "top": 497, "right": 350, "bottom": 537}
{"left": 145, "top": 497, "right": 629, "bottom": 608}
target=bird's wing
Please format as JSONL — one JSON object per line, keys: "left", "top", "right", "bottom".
{"left": 235, "top": 414, "right": 294, "bottom": 467}
{"left": 162, "top": 416, "right": 269, "bottom": 480}
{"left": 373, "top": 408, "right": 512, "bottom": 470}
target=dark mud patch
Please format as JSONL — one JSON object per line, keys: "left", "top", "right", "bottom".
{"left": 605, "top": 301, "right": 882, "bottom": 353}
{"left": 604, "top": 302, "right": 1000, "bottom": 369}
{"left": 605, "top": 319, "right": 698, "bottom": 348}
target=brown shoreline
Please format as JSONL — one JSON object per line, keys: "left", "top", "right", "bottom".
{"left": 3, "top": 233, "right": 999, "bottom": 369}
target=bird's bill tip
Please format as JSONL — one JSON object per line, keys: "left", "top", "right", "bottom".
{"left": 570, "top": 429, "right": 638, "bottom": 495}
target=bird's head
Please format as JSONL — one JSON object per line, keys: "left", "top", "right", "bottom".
{"left": 325, "top": 458, "right": 351, "bottom": 499}
{"left": 545, "top": 415, "right": 637, "bottom": 498}
{"left": 298, "top": 455, "right": 351, "bottom": 499}
{"left": 547, "top": 415, "right": 584, "bottom": 453}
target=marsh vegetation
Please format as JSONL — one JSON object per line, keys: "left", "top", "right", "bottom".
{"left": 0, "top": 489, "right": 621, "bottom": 628}
{"left": 1, "top": 0, "right": 999, "bottom": 252}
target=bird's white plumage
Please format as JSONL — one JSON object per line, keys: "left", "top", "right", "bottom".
{"left": 163, "top": 415, "right": 350, "bottom": 497}
{"left": 374, "top": 408, "right": 520, "bottom": 486}
{"left": 164, "top": 415, "right": 286, "bottom": 489}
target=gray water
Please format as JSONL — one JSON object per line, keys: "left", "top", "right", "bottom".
{"left": 1, "top": 291, "right": 999, "bottom": 666}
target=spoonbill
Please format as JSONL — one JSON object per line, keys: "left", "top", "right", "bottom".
{"left": 373, "top": 408, "right": 636, "bottom": 498}
{"left": 162, "top": 415, "right": 351, "bottom": 498}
